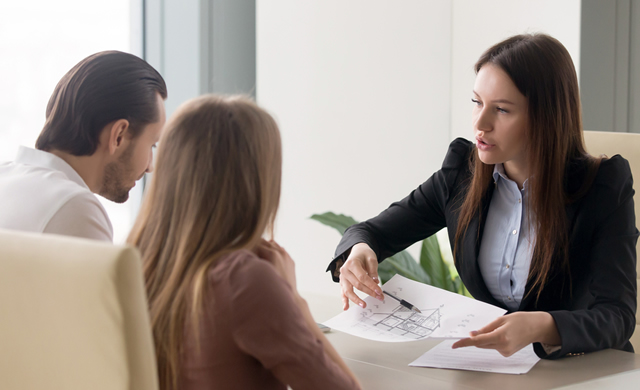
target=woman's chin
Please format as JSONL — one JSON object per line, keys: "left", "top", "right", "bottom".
{"left": 477, "top": 151, "right": 500, "bottom": 166}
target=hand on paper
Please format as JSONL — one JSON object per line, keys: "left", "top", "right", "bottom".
{"left": 256, "top": 239, "right": 297, "bottom": 291}
{"left": 451, "top": 311, "right": 561, "bottom": 357}
{"left": 339, "top": 243, "right": 384, "bottom": 310}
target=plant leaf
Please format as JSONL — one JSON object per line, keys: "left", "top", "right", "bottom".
{"left": 453, "top": 275, "right": 473, "bottom": 298}
{"left": 378, "top": 250, "right": 432, "bottom": 285}
{"left": 310, "top": 212, "right": 359, "bottom": 235}
{"left": 419, "top": 235, "right": 455, "bottom": 292}
{"left": 310, "top": 211, "right": 470, "bottom": 296}
{"left": 376, "top": 263, "right": 396, "bottom": 284}
{"left": 453, "top": 276, "right": 463, "bottom": 295}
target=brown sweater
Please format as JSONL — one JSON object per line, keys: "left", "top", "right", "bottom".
{"left": 178, "top": 250, "right": 359, "bottom": 390}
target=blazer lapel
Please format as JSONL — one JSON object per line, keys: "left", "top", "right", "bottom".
{"left": 519, "top": 277, "right": 536, "bottom": 310}
{"left": 461, "top": 183, "right": 503, "bottom": 308}
{"left": 519, "top": 198, "right": 582, "bottom": 311}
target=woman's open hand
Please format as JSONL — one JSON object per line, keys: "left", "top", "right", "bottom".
{"left": 451, "top": 311, "right": 561, "bottom": 357}
{"left": 338, "top": 243, "right": 384, "bottom": 310}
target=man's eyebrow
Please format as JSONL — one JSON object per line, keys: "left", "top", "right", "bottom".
{"left": 472, "top": 91, "right": 515, "bottom": 105}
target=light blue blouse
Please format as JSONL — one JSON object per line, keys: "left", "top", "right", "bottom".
{"left": 478, "top": 164, "right": 535, "bottom": 312}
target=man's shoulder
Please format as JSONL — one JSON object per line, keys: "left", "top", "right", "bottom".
{"left": 0, "top": 159, "right": 91, "bottom": 201}
{"left": 43, "top": 191, "right": 113, "bottom": 242}
{"left": 0, "top": 160, "right": 111, "bottom": 240}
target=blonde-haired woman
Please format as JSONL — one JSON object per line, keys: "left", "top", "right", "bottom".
{"left": 128, "top": 95, "right": 360, "bottom": 390}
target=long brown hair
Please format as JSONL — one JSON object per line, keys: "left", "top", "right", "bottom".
{"left": 454, "top": 34, "right": 600, "bottom": 299}
{"left": 127, "top": 95, "right": 282, "bottom": 390}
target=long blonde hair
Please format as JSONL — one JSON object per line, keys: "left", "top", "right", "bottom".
{"left": 127, "top": 95, "right": 282, "bottom": 390}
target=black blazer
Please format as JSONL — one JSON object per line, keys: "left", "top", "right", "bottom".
{"left": 327, "top": 138, "right": 638, "bottom": 359}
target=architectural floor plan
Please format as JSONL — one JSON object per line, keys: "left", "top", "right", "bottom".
{"left": 356, "top": 304, "right": 441, "bottom": 340}
{"left": 323, "top": 274, "right": 507, "bottom": 342}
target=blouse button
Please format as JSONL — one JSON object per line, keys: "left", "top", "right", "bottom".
{"left": 512, "top": 230, "right": 517, "bottom": 235}
{"left": 506, "top": 264, "right": 510, "bottom": 269}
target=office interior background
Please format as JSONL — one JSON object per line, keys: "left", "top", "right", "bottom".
{"left": 1, "top": 0, "right": 638, "bottom": 298}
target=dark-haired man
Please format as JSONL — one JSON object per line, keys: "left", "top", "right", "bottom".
{"left": 0, "top": 51, "right": 167, "bottom": 241}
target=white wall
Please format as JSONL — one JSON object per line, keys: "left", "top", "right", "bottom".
{"left": 257, "top": 1, "right": 453, "bottom": 296}
{"left": 450, "top": 0, "right": 582, "bottom": 140}
{"left": 257, "top": 1, "right": 583, "bottom": 297}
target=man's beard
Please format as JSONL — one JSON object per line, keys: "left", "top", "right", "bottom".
{"left": 100, "top": 144, "right": 136, "bottom": 204}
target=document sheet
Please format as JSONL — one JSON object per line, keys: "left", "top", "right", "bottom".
{"left": 409, "top": 339, "right": 541, "bottom": 374}
{"left": 323, "top": 274, "right": 506, "bottom": 342}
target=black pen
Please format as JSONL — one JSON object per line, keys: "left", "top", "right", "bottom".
{"left": 383, "top": 290, "right": 422, "bottom": 313}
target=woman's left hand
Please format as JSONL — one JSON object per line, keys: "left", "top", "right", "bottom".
{"left": 451, "top": 311, "right": 561, "bottom": 357}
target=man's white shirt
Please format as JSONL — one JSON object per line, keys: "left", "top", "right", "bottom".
{"left": 0, "top": 146, "right": 113, "bottom": 241}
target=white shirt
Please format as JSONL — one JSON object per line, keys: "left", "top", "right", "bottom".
{"left": 478, "top": 164, "right": 534, "bottom": 311}
{"left": 0, "top": 146, "right": 113, "bottom": 241}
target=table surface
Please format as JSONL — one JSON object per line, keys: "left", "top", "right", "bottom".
{"left": 303, "top": 292, "right": 640, "bottom": 389}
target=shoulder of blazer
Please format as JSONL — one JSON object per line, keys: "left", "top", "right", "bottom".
{"left": 442, "top": 138, "right": 474, "bottom": 171}
{"left": 436, "top": 138, "right": 476, "bottom": 208}
{"left": 590, "top": 155, "right": 634, "bottom": 215}
{"left": 567, "top": 155, "right": 634, "bottom": 223}
{"left": 593, "top": 155, "right": 632, "bottom": 189}
{"left": 566, "top": 154, "right": 632, "bottom": 200}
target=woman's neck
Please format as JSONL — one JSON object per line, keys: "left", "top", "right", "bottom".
{"left": 502, "top": 160, "right": 529, "bottom": 189}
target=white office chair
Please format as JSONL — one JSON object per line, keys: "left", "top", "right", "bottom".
{"left": 583, "top": 130, "right": 640, "bottom": 353}
{"left": 0, "top": 229, "right": 159, "bottom": 389}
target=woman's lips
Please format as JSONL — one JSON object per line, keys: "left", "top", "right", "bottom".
{"left": 476, "top": 138, "right": 495, "bottom": 151}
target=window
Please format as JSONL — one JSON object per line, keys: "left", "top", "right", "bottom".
{"left": 0, "top": 0, "right": 141, "bottom": 243}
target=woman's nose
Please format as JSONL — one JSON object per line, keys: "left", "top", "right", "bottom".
{"left": 474, "top": 109, "right": 493, "bottom": 132}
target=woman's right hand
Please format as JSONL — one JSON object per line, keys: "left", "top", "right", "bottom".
{"left": 339, "top": 243, "right": 384, "bottom": 310}
{"left": 256, "top": 239, "right": 297, "bottom": 292}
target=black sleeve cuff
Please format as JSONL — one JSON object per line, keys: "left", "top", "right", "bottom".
{"left": 533, "top": 342, "right": 562, "bottom": 360}
{"left": 325, "top": 247, "right": 352, "bottom": 283}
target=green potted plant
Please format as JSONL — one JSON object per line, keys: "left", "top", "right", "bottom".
{"left": 311, "top": 212, "right": 470, "bottom": 297}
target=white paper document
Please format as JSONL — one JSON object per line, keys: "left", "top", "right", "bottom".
{"left": 323, "top": 274, "right": 506, "bottom": 342}
{"left": 409, "top": 339, "right": 541, "bottom": 374}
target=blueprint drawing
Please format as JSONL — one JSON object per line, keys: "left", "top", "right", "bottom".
{"left": 323, "top": 274, "right": 506, "bottom": 342}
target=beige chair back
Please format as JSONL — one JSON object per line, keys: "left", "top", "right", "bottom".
{"left": 0, "top": 229, "right": 159, "bottom": 390}
{"left": 583, "top": 130, "right": 640, "bottom": 353}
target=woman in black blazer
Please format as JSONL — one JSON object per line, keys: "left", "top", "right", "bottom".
{"left": 327, "top": 34, "right": 638, "bottom": 359}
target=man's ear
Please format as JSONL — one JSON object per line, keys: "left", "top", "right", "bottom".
{"left": 107, "top": 119, "right": 130, "bottom": 155}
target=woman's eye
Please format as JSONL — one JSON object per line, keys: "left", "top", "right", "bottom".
{"left": 497, "top": 107, "right": 509, "bottom": 114}
{"left": 471, "top": 98, "right": 481, "bottom": 106}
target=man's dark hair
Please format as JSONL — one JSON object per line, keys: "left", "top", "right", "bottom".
{"left": 36, "top": 51, "right": 168, "bottom": 156}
